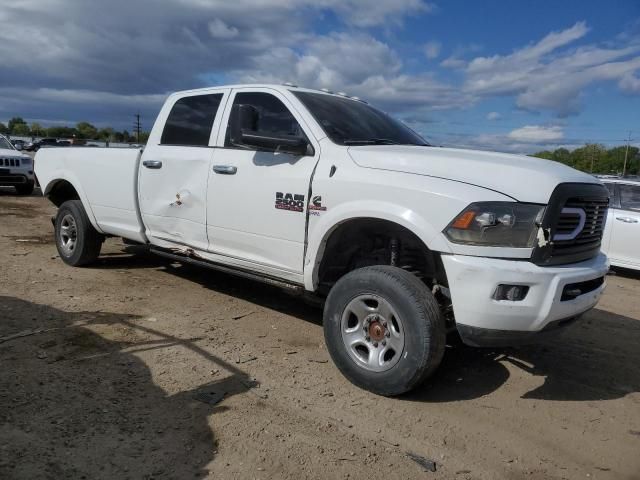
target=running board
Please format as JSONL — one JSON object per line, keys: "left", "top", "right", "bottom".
{"left": 150, "top": 247, "right": 304, "bottom": 293}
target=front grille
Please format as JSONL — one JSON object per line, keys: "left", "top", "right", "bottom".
{"left": 551, "top": 197, "right": 608, "bottom": 258}
{"left": 0, "top": 175, "right": 27, "bottom": 184}
{"left": 0, "top": 157, "right": 21, "bottom": 167}
{"left": 532, "top": 183, "right": 609, "bottom": 265}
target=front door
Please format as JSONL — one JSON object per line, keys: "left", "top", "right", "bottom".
{"left": 138, "top": 89, "right": 228, "bottom": 250}
{"left": 607, "top": 183, "right": 640, "bottom": 268}
{"left": 206, "top": 87, "right": 320, "bottom": 276}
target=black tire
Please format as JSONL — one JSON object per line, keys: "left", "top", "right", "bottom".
{"left": 54, "top": 200, "right": 104, "bottom": 266}
{"left": 15, "top": 182, "right": 34, "bottom": 196}
{"left": 323, "top": 266, "right": 445, "bottom": 396}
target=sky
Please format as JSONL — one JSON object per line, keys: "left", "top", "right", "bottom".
{"left": 0, "top": 0, "right": 639, "bottom": 153}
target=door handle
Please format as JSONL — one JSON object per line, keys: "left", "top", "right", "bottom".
{"left": 213, "top": 165, "right": 237, "bottom": 175}
{"left": 142, "top": 160, "right": 163, "bottom": 169}
{"left": 615, "top": 216, "right": 638, "bottom": 223}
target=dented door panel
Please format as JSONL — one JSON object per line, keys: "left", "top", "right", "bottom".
{"left": 138, "top": 145, "right": 213, "bottom": 250}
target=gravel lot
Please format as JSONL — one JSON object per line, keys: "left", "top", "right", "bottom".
{"left": 1, "top": 190, "right": 639, "bottom": 479}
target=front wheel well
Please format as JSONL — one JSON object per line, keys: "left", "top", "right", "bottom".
{"left": 46, "top": 180, "right": 80, "bottom": 207}
{"left": 316, "top": 218, "right": 449, "bottom": 292}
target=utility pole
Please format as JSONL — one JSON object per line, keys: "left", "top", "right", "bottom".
{"left": 622, "top": 131, "right": 634, "bottom": 177}
{"left": 133, "top": 113, "right": 142, "bottom": 144}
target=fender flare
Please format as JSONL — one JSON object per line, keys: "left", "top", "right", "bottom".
{"left": 43, "top": 172, "right": 104, "bottom": 234}
{"left": 304, "top": 200, "right": 452, "bottom": 290}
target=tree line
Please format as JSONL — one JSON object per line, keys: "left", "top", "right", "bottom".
{"left": 0, "top": 117, "right": 150, "bottom": 143}
{"left": 532, "top": 144, "right": 639, "bottom": 176}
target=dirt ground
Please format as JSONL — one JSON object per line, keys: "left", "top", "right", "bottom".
{"left": 1, "top": 190, "right": 639, "bottom": 480}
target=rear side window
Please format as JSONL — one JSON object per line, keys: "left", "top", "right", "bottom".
{"left": 619, "top": 184, "right": 640, "bottom": 211}
{"left": 161, "top": 94, "right": 223, "bottom": 146}
{"left": 224, "top": 92, "right": 303, "bottom": 147}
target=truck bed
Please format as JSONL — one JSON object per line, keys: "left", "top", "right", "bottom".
{"left": 35, "top": 147, "right": 146, "bottom": 242}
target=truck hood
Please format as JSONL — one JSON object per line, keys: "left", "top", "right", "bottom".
{"left": 347, "top": 145, "right": 599, "bottom": 203}
{"left": 0, "top": 148, "right": 29, "bottom": 158}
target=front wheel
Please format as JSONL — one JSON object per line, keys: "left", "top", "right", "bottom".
{"left": 15, "top": 182, "right": 34, "bottom": 195}
{"left": 323, "top": 266, "right": 445, "bottom": 396}
{"left": 55, "top": 200, "right": 104, "bottom": 266}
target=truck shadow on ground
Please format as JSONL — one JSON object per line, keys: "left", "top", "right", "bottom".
{"left": 0, "top": 295, "right": 252, "bottom": 479}
{"left": 92, "top": 249, "right": 640, "bottom": 405}
{"left": 410, "top": 307, "right": 640, "bottom": 403}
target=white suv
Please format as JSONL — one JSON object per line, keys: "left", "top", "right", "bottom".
{"left": 0, "top": 134, "right": 35, "bottom": 195}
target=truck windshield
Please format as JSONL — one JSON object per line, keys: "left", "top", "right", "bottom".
{"left": 292, "top": 91, "right": 429, "bottom": 147}
{"left": 0, "top": 136, "right": 15, "bottom": 150}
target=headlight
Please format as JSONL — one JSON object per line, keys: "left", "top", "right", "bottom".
{"left": 444, "top": 202, "right": 545, "bottom": 247}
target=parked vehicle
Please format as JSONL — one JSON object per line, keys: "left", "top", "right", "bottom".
{"left": 600, "top": 177, "right": 640, "bottom": 270}
{"left": 11, "top": 139, "right": 26, "bottom": 150}
{"left": 35, "top": 84, "right": 610, "bottom": 395}
{"left": 26, "top": 138, "right": 58, "bottom": 152}
{"left": 0, "top": 134, "right": 36, "bottom": 195}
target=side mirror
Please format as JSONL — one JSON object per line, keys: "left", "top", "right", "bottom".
{"left": 15, "top": 144, "right": 23, "bottom": 151}
{"left": 229, "top": 104, "right": 312, "bottom": 156}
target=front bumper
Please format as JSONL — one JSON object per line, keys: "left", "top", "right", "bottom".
{"left": 0, "top": 169, "right": 35, "bottom": 186}
{"left": 441, "top": 253, "right": 609, "bottom": 346}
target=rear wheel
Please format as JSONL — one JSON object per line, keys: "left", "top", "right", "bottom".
{"left": 15, "top": 182, "right": 34, "bottom": 195}
{"left": 323, "top": 265, "right": 445, "bottom": 396}
{"left": 55, "top": 200, "right": 103, "bottom": 266}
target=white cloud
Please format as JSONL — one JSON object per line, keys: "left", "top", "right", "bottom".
{"left": 423, "top": 41, "right": 441, "bottom": 59}
{"left": 486, "top": 111, "right": 501, "bottom": 120}
{"left": 507, "top": 125, "right": 564, "bottom": 143}
{"left": 208, "top": 19, "right": 239, "bottom": 39}
{"left": 619, "top": 73, "right": 640, "bottom": 94}
{"left": 461, "top": 22, "right": 640, "bottom": 116}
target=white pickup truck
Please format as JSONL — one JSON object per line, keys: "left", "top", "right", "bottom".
{"left": 36, "top": 84, "right": 610, "bottom": 395}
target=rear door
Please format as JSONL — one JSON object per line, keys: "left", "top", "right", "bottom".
{"left": 138, "top": 89, "right": 229, "bottom": 250}
{"left": 607, "top": 183, "right": 640, "bottom": 268}
{"left": 205, "top": 87, "right": 320, "bottom": 275}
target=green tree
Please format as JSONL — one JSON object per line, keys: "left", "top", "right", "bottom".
{"left": 12, "top": 123, "right": 31, "bottom": 136}
{"left": 30, "top": 122, "right": 44, "bottom": 137}
{"left": 0, "top": 122, "right": 7, "bottom": 134}
{"left": 98, "top": 127, "right": 115, "bottom": 141}
{"left": 76, "top": 122, "right": 98, "bottom": 139}
{"left": 8, "top": 116, "right": 27, "bottom": 133}
{"left": 46, "top": 126, "right": 77, "bottom": 138}
{"left": 531, "top": 144, "right": 639, "bottom": 175}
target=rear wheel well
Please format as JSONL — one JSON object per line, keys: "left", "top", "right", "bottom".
{"left": 316, "top": 218, "right": 449, "bottom": 291}
{"left": 47, "top": 180, "right": 80, "bottom": 207}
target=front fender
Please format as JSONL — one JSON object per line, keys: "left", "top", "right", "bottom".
{"left": 303, "top": 200, "right": 452, "bottom": 290}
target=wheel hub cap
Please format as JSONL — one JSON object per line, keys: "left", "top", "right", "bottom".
{"left": 341, "top": 294, "right": 405, "bottom": 373}
{"left": 368, "top": 319, "right": 385, "bottom": 342}
{"left": 59, "top": 214, "right": 78, "bottom": 257}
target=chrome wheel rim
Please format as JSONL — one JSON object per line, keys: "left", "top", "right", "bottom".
{"left": 341, "top": 294, "right": 405, "bottom": 372}
{"left": 59, "top": 214, "right": 78, "bottom": 257}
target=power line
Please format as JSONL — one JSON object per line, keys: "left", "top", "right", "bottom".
{"left": 622, "top": 130, "right": 635, "bottom": 177}
{"left": 133, "top": 113, "right": 141, "bottom": 144}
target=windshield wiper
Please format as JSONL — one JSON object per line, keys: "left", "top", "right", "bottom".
{"left": 342, "top": 138, "right": 399, "bottom": 145}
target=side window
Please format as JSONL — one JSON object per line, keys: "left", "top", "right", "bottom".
{"left": 604, "top": 183, "right": 617, "bottom": 207}
{"left": 225, "top": 92, "right": 304, "bottom": 147}
{"left": 619, "top": 184, "right": 640, "bottom": 212}
{"left": 161, "top": 94, "right": 223, "bottom": 146}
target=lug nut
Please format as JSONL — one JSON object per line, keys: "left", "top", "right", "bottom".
{"left": 373, "top": 342, "right": 378, "bottom": 347}
{"left": 382, "top": 340, "right": 386, "bottom": 346}
{"left": 385, "top": 331, "right": 390, "bottom": 337}
{"left": 365, "top": 336, "right": 370, "bottom": 342}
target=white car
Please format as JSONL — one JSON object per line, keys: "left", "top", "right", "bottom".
{"left": 601, "top": 177, "right": 640, "bottom": 270}
{"left": 35, "top": 84, "right": 609, "bottom": 395}
{"left": 0, "top": 134, "right": 35, "bottom": 195}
